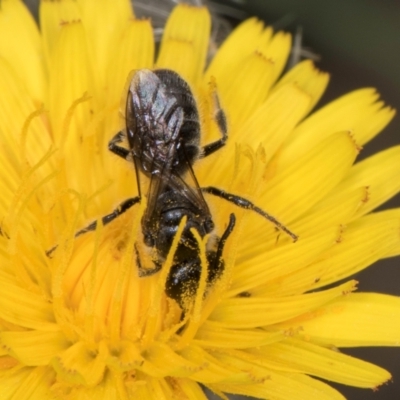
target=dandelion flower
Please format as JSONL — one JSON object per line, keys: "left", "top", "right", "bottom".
{"left": 0, "top": 0, "right": 400, "bottom": 399}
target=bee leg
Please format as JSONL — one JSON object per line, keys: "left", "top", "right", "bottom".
{"left": 46, "top": 197, "right": 140, "bottom": 257}
{"left": 208, "top": 212, "right": 236, "bottom": 278}
{"left": 74, "top": 197, "right": 140, "bottom": 238}
{"left": 201, "top": 90, "right": 228, "bottom": 158}
{"left": 214, "top": 213, "right": 236, "bottom": 264}
{"left": 206, "top": 213, "right": 236, "bottom": 284}
{"left": 108, "top": 131, "right": 132, "bottom": 161}
{"left": 201, "top": 186, "right": 298, "bottom": 242}
{"left": 135, "top": 244, "right": 162, "bottom": 277}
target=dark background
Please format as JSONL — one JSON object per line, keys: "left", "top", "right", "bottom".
{"left": 23, "top": 0, "right": 400, "bottom": 398}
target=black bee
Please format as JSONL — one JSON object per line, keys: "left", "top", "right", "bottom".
{"left": 48, "top": 69, "right": 297, "bottom": 308}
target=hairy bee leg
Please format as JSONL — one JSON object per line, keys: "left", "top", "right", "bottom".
{"left": 46, "top": 197, "right": 140, "bottom": 257}
{"left": 201, "top": 90, "right": 228, "bottom": 158}
{"left": 201, "top": 186, "right": 298, "bottom": 242}
{"left": 135, "top": 244, "right": 163, "bottom": 277}
{"left": 206, "top": 213, "right": 236, "bottom": 285}
{"left": 74, "top": 197, "right": 140, "bottom": 238}
{"left": 108, "top": 131, "right": 131, "bottom": 160}
{"left": 215, "top": 213, "right": 236, "bottom": 262}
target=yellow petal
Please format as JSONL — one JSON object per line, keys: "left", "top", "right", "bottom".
{"left": 217, "top": 51, "right": 275, "bottom": 126}
{"left": 39, "top": 0, "right": 82, "bottom": 72}
{"left": 0, "top": 272, "right": 55, "bottom": 329}
{"left": 271, "top": 60, "right": 329, "bottom": 113}
{"left": 385, "top": 242, "right": 400, "bottom": 259}
{"left": 231, "top": 226, "right": 340, "bottom": 297}
{"left": 274, "top": 210, "right": 400, "bottom": 295}
{"left": 157, "top": 5, "right": 210, "bottom": 84}
{"left": 206, "top": 18, "right": 271, "bottom": 83}
{"left": 210, "top": 281, "right": 356, "bottom": 328}
{"left": 174, "top": 379, "right": 208, "bottom": 400}
{"left": 52, "top": 340, "right": 108, "bottom": 386}
{"left": 260, "top": 131, "right": 359, "bottom": 223}
{"left": 257, "top": 338, "right": 391, "bottom": 388}
{"left": 293, "top": 186, "right": 369, "bottom": 237}
{"left": 249, "top": 83, "right": 310, "bottom": 153}
{"left": 1, "top": 1, "right": 399, "bottom": 398}
{"left": 206, "top": 22, "right": 290, "bottom": 126}
{"left": 0, "top": 330, "right": 69, "bottom": 366}
{"left": 0, "top": 61, "right": 31, "bottom": 187}
{"left": 264, "top": 30, "right": 292, "bottom": 83}
{"left": 78, "top": 0, "right": 133, "bottom": 22}
{"left": 294, "top": 293, "right": 400, "bottom": 347}
{"left": 227, "top": 81, "right": 311, "bottom": 154}
{"left": 0, "top": 366, "right": 55, "bottom": 400}
{"left": 107, "top": 339, "right": 144, "bottom": 372}
{"left": 179, "top": 345, "right": 247, "bottom": 384}
{"left": 77, "top": 0, "right": 133, "bottom": 96}
{"left": 47, "top": 20, "right": 93, "bottom": 156}
{"left": 3, "top": 144, "right": 58, "bottom": 260}
{"left": 105, "top": 19, "right": 154, "bottom": 112}
{"left": 315, "top": 211, "right": 400, "bottom": 288}
{"left": 213, "top": 351, "right": 346, "bottom": 400}
{"left": 134, "top": 375, "right": 175, "bottom": 400}
{"left": 69, "top": 370, "right": 122, "bottom": 400}
{"left": 336, "top": 146, "right": 400, "bottom": 218}
{"left": 207, "top": 22, "right": 290, "bottom": 86}
{"left": 276, "top": 88, "right": 395, "bottom": 170}
{"left": 194, "top": 321, "right": 285, "bottom": 349}
{"left": 0, "top": 59, "right": 52, "bottom": 183}
{"left": 0, "top": 0, "right": 45, "bottom": 102}
{"left": 140, "top": 342, "right": 200, "bottom": 378}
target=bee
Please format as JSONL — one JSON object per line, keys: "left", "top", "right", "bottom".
{"left": 48, "top": 69, "right": 297, "bottom": 308}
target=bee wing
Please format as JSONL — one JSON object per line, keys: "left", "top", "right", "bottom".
{"left": 168, "top": 149, "right": 211, "bottom": 216}
{"left": 142, "top": 164, "right": 170, "bottom": 226}
{"left": 141, "top": 130, "right": 180, "bottom": 226}
{"left": 142, "top": 140, "right": 211, "bottom": 228}
{"left": 125, "top": 69, "right": 183, "bottom": 223}
{"left": 127, "top": 68, "right": 209, "bottom": 226}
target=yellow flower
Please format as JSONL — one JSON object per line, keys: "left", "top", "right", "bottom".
{"left": 0, "top": 0, "right": 399, "bottom": 399}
